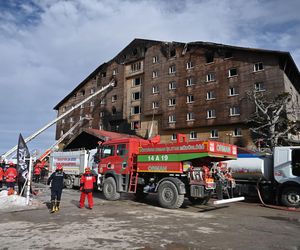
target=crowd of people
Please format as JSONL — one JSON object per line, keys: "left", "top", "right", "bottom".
{"left": 0, "top": 160, "right": 96, "bottom": 213}
{"left": 0, "top": 160, "right": 48, "bottom": 195}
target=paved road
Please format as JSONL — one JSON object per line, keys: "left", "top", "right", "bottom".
{"left": 0, "top": 184, "right": 300, "bottom": 250}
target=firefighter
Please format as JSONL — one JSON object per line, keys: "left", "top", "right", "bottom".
{"left": 5, "top": 163, "right": 18, "bottom": 194}
{"left": 47, "top": 164, "right": 66, "bottom": 213}
{"left": 79, "top": 167, "right": 96, "bottom": 209}
{"left": 33, "top": 165, "right": 41, "bottom": 183}
{"left": 0, "top": 164, "right": 4, "bottom": 190}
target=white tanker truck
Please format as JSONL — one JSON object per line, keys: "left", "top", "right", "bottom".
{"left": 222, "top": 146, "right": 300, "bottom": 207}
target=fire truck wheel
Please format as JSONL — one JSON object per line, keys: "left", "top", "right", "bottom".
{"left": 188, "top": 196, "right": 210, "bottom": 205}
{"left": 103, "top": 177, "right": 121, "bottom": 201}
{"left": 281, "top": 186, "right": 300, "bottom": 208}
{"left": 158, "top": 181, "right": 184, "bottom": 209}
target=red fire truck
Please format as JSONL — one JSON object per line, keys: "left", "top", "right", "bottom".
{"left": 97, "top": 134, "right": 238, "bottom": 209}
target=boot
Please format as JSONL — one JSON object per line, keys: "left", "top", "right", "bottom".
{"left": 55, "top": 201, "right": 60, "bottom": 212}
{"left": 50, "top": 200, "right": 56, "bottom": 213}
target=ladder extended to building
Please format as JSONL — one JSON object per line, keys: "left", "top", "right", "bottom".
{"left": 1, "top": 79, "right": 115, "bottom": 159}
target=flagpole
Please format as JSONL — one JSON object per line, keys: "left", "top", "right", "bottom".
{"left": 26, "top": 157, "right": 32, "bottom": 205}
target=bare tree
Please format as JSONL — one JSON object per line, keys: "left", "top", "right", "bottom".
{"left": 247, "top": 91, "right": 299, "bottom": 150}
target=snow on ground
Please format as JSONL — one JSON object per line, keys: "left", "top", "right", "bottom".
{"left": 0, "top": 190, "right": 41, "bottom": 211}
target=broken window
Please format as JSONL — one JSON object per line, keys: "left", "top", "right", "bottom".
{"left": 205, "top": 52, "right": 214, "bottom": 63}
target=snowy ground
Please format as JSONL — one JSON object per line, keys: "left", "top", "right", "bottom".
{"left": 0, "top": 189, "right": 43, "bottom": 212}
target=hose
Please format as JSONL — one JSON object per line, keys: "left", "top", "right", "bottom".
{"left": 255, "top": 181, "right": 300, "bottom": 212}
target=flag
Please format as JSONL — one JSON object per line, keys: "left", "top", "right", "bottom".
{"left": 17, "top": 133, "right": 30, "bottom": 173}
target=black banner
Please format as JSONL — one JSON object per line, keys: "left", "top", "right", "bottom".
{"left": 17, "top": 133, "right": 30, "bottom": 173}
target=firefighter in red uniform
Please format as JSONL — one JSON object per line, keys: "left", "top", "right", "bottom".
{"left": 5, "top": 163, "right": 18, "bottom": 194}
{"left": 33, "top": 165, "right": 41, "bottom": 183}
{"left": 79, "top": 167, "right": 96, "bottom": 209}
{"left": 0, "top": 165, "right": 4, "bottom": 190}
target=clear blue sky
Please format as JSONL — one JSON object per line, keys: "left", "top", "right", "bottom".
{"left": 1, "top": 0, "right": 300, "bottom": 157}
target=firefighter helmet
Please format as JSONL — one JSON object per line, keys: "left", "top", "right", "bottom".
{"left": 56, "top": 164, "right": 63, "bottom": 171}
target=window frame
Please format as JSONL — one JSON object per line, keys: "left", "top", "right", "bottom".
{"left": 254, "top": 62, "right": 264, "bottom": 72}
{"left": 228, "top": 68, "right": 238, "bottom": 77}
{"left": 207, "top": 109, "right": 216, "bottom": 119}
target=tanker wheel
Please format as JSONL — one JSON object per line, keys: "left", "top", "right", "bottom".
{"left": 103, "top": 177, "right": 120, "bottom": 201}
{"left": 158, "top": 181, "right": 184, "bottom": 209}
{"left": 135, "top": 185, "right": 148, "bottom": 201}
{"left": 64, "top": 176, "right": 73, "bottom": 189}
{"left": 188, "top": 195, "right": 210, "bottom": 205}
{"left": 281, "top": 187, "right": 300, "bottom": 208}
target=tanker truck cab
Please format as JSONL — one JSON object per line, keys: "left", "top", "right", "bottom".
{"left": 273, "top": 147, "right": 300, "bottom": 207}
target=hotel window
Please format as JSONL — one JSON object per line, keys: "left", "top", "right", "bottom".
{"left": 100, "top": 112, "right": 104, "bottom": 117}
{"left": 62, "top": 106, "right": 66, "bottom": 112}
{"left": 61, "top": 119, "right": 65, "bottom": 124}
{"left": 171, "top": 133, "right": 177, "bottom": 141}
{"left": 132, "top": 77, "right": 142, "bottom": 86}
{"left": 233, "top": 128, "right": 242, "bottom": 136}
{"left": 168, "top": 98, "right": 176, "bottom": 106}
{"left": 100, "top": 99, "right": 106, "bottom": 105}
{"left": 131, "top": 106, "right": 141, "bottom": 115}
{"left": 206, "top": 72, "right": 216, "bottom": 82}
{"left": 131, "top": 121, "right": 140, "bottom": 130}
{"left": 132, "top": 92, "right": 140, "bottom": 101}
{"left": 207, "top": 109, "right": 216, "bottom": 119}
{"left": 205, "top": 52, "right": 214, "bottom": 63}
{"left": 186, "top": 61, "right": 194, "bottom": 69}
{"left": 190, "top": 131, "right": 197, "bottom": 139}
{"left": 230, "top": 106, "right": 240, "bottom": 116}
{"left": 229, "top": 87, "right": 238, "bottom": 96}
{"left": 169, "top": 81, "right": 176, "bottom": 90}
{"left": 186, "top": 95, "right": 194, "bottom": 103}
{"left": 152, "top": 102, "right": 159, "bottom": 109}
{"left": 186, "top": 77, "right": 194, "bottom": 86}
{"left": 210, "top": 129, "right": 219, "bottom": 138}
{"left": 152, "top": 71, "right": 158, "bottom": 78}
{"left": 112, "top": 106, "right": 117, "bottom": 115}
{"left": 254, "top": 62, "right": 264, "bottom": 72}
{"left": 169, "top": 65, "right": 176, "bottom": 74}
{"left": 168, "top": 115, "right": 176, "bottom": 123}
{"left": 206, "top": 91, "right": 215, "bottom": 100}
{"left": 80, "top": 104, "right": 84, "bottom": 109}
{"left": 112, "top": 68, "right": 118, "bottom": 76}
{"left": 111, "top": 95, "right": 117, "bottom": 103}
{"left": 90, "top": 88, "right": 95, "bottom": 95}
{"left": 228, "top": 68, "right": 238, "bottom": 77}
{"left": 90, "top": 101, "right": 94, "bottom": 107}
{"left": 79, "top": 115, "right": 83, "bottom": 121}
{"left": 131, "top": 62, "right": 141, "bottom": 72}
{"left": 153, "top": 56, "right": 158, "bottom": 64}
{"left": 101, "top": 72, "right": 106, "bottom": 78}
{"left": 70, "top": 117, "right": 74, "bottom": 122}
{"left": 152, "top": 85, "right": 159, "bottom": 94}
{"left": 254, "top": 82, "right": 265, "bottom": 92}
{"left": 187, "top": 112, "right": 195, "bottom": 121}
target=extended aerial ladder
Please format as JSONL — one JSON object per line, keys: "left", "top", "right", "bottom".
{"left": 1, "top": 79, "right": 116, "bottom": 159}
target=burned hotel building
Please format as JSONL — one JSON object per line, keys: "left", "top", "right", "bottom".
{"left": 54, "top": 39, "right": 300, "bottom": 149}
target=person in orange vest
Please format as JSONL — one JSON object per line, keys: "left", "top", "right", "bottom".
{"left": 79, "top": 167, "right": 96, "bottom": 209}
{"left": 33, "top": 165, "right": 41, "bottom": 183}
{"left": 0, "top": 164, "right": 4, "bottom": 190}
{"left": 5, "top": 163, "right": 18, "bottom": 194}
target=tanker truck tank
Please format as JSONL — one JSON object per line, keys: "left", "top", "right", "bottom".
{"left": 223, "top": 153, "right": 273, "bottom": 182}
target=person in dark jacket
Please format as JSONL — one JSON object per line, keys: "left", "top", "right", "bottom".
{"left": 47, "top": 164, "right": 66, "bottom": 213}
{"left": 79, "top": 167, "right": 96, "bottom": 209}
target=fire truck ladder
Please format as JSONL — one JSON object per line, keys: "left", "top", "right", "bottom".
{"left": 1, "top": 79, "right": 115, "bottom": 159}
{"left": 128, "top": 155, "right": 138, "bottom": 193}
